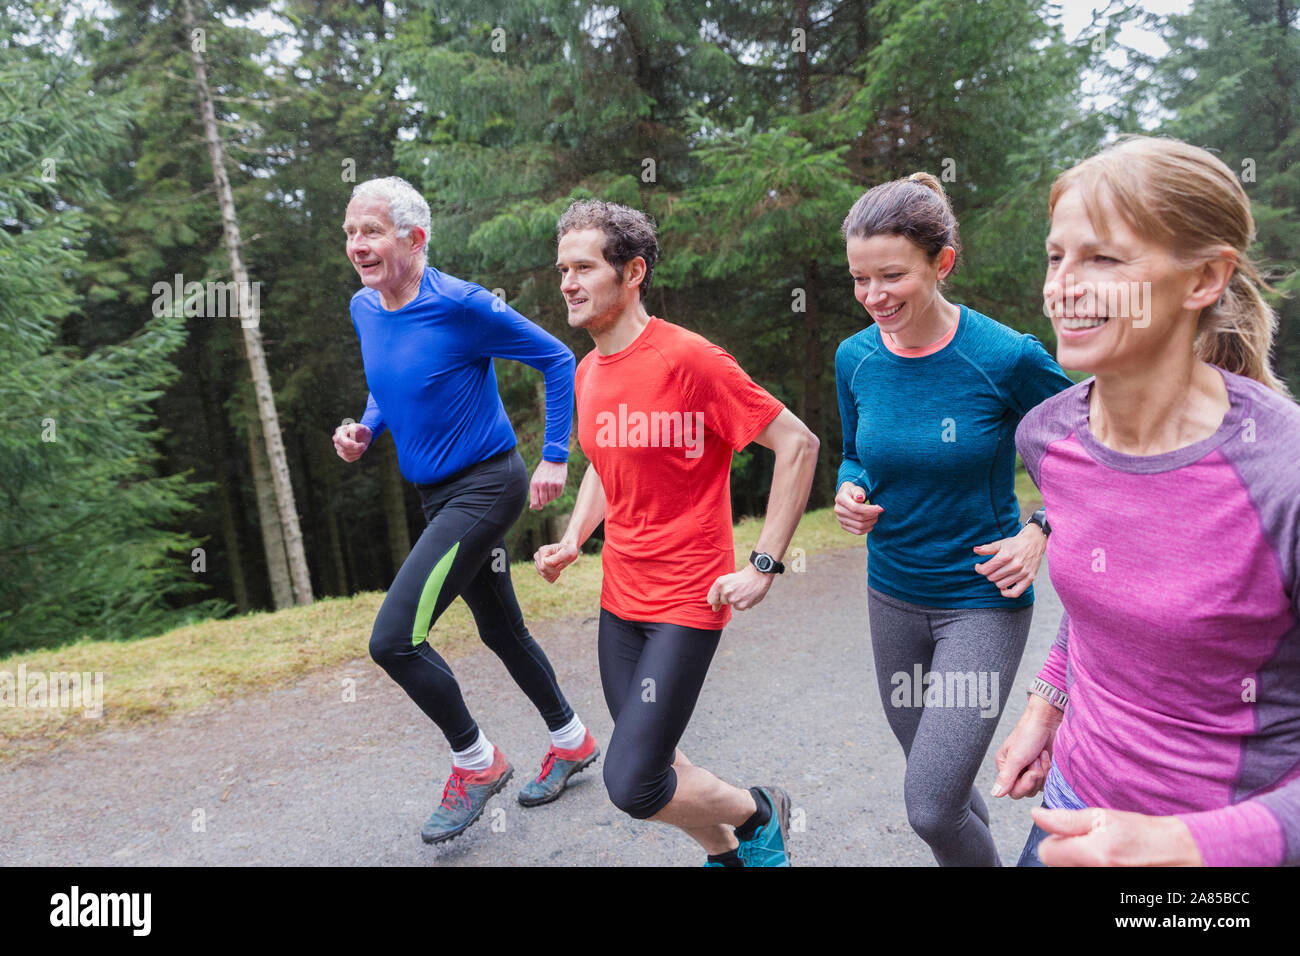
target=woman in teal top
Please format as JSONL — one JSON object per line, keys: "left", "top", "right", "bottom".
{"left": 835, "top": 172, "right": 1073, "bottom": 865}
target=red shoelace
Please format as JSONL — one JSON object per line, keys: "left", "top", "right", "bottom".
{"left": 440, "top": 770, "right": 469, "bottom": 810}
{"left": 535, "top": 749, "right": 559, "bottom": 783}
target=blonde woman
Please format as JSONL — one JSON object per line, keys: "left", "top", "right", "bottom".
{"left": 994, "top": 135, "right": 1300, "bottom": 866}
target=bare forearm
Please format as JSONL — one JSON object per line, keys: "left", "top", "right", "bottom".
{"left": 560, "top": 464, "right": 607, "bottom": 548}
{"left": 753, "top": 430, "right": 819, "bottom": 561}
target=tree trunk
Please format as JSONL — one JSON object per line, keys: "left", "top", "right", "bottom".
{"left": 796, "top": 1, "right": 829, "bottom": 506}
{"left": 195, "top": 331, "right": 250, "bottom": 613}
{"left": 340, "top": 505, "right": 361, "bottom": 592}
{"left": 1273, "top": 0, "right": 1292, "bottom": 201}
{"left": 801, "top": 260, "right": 828, "bottom": 506}
{"left": 183, "top": 0, "right": 313, "bottom": 604}
{"left": 216, "top": 467, "right": 251, "bottom": 613}
{"left": 326, "top": 504, "right": 348, "bottom": 595}
{"left": 378, "top": 439, "right": 412, "bottom": 576}
{"left": 247, "top": 415, "right": 294, "bottom": 609}
{"left": 292, "top": 436, "right": 322, "bottom": 587}
{"left": 797, "top": 0, "right": 813, "bottom": 114}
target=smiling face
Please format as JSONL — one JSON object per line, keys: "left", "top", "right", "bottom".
{"left": 846, "top": 234, "right": 954, "bottom": 341}
{"left": 1044, "top": 186, "right": 1204, "bottom": 376}
{"left": 343, "top": 197, "right": 425, "bottom": 304}
{"left": 556, "top": 227, "right": 636, "bottom": 336}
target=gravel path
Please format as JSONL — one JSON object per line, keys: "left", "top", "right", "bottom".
{"left": 0, "top": 546, "right": 1061, "bottom": 866}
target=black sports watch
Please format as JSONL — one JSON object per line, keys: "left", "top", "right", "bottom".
{"left": 749, "top": 551, "right": 785, "bottom": 574}
{"left": 1027, "top": 508, "right": 1051, "bottom": 537}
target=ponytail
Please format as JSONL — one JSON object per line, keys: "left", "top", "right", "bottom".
{"left": 1196, "top": 260, "right": 1289, "bottom": 395}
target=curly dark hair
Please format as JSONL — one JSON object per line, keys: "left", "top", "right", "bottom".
{"left": 556, "top": 199, "right": 659, "bottom": 299}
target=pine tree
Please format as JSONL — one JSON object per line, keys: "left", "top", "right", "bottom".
{"left": 0, "top": 19, "right": 221, "bottom": 651}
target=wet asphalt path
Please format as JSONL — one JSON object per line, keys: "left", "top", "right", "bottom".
{"left": 0, "top": 546, "right": 1061, "bottom": 866}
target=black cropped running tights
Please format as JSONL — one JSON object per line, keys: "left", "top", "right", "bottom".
{"left": 598, "top": 609, "right": 723, "bottom": 819}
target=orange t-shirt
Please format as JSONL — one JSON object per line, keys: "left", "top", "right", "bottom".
{"left": 575, "top": 317, "right": 785, "bottom": 629}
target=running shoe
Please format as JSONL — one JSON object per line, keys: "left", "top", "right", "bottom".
{"left": 736, "top": 786, "right": 792, "bottom": 867}
{"left": 517, "top": 730, "right": 600, "bottom": 807}
{"left": 421, "top": 747, "right": 513, "bottom": 845}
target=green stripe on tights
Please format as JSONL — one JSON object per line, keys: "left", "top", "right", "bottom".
{"left": 412, "top": 541, "right": 459, "bottom": 645}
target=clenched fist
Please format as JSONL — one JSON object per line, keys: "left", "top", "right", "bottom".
{"left": 333, "top": 422, "right": 373, "bottom": 462}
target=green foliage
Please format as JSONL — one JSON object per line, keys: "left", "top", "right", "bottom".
{"left": 6, "top": 0, "right": 1292, "bottom": 639}
{"left": 0, "top": 34, "right": 223, "bottom": 652}
{"left": 1128, "top": 0, "right": 1300, "bottom": 390}
{"left": 658, "top": 123, "right": 857, "bottom": 284}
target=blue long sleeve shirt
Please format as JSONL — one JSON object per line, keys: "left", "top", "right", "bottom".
{"left": 835, "top": 304, "right": 1073, "bottom": 608}
{"left": 351, "top": 266, "right": 575, "bottom": 485}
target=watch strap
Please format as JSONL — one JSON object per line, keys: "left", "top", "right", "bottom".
{"left": 1028, "top": 677, "right": 1068, "bottom": 710}
{"left": 749, "top": 550, "right": 785, "bottom": 574}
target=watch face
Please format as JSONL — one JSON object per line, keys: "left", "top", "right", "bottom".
{"left": 754, "top": 554, "right": 773, "bottom": 572}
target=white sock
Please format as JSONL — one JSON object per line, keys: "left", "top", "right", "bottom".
{"left": 549, "top": 714, "right": 587, "bottom": 751}
{"left": 451, "top": 731, "right": 495, "bottom": 772}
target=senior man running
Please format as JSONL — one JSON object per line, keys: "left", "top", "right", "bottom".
{"left": 334, "top": 177, "right": 597, "bottom": 845}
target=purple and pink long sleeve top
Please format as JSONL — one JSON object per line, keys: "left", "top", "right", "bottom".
{"left": 1017, "top": 367, "right": 1300, "bottom": 866}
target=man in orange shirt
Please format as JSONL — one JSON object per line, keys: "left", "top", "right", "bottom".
{"left": 534, "top": 200, "right": 819, "bottom": 866}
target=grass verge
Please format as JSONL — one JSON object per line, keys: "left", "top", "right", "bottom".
{"left": 0, "top": 508, "right": 844, "bottom": 760}
{"left": 0, "top": 489, "right": 1040, "bottom": 762}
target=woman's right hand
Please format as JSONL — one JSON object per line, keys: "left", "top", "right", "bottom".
{"left": 534, "top": 540, "right": 579, "bottom": 583}
{"left": 991, "top": 694, "right": 1064, "bottom": 799}
{"left": 834, "top": 481, "right": 884, "bottom": 535}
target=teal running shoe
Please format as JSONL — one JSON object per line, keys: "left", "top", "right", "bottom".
{"left": 421, "top": 747, "right": 513, "bottom": 845}
{"left": 517, "top": 730, "right": 600, "bottom": 807}
{"left": 736, "top": 786, "right": 792, "bottom": 867}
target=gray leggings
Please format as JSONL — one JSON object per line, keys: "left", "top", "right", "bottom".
{"left": 867, "top": 586, "right": 1032, "bottom": 866}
